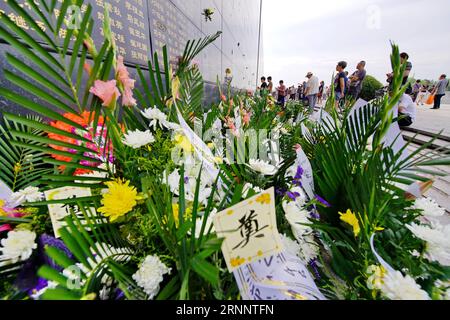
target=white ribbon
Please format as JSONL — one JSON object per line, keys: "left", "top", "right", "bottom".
{"left": 370, "top": 233, "right": 395, "bottom": 274}
{"left": 174, "top": 104, "right": 220, "bottom": 182}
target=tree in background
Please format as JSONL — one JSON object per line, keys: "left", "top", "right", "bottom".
{"left": 359, "top": 75, "right": 384, "bottom": 101}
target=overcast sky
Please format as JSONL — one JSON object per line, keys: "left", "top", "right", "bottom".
{"left": 262, "top": 0, "right": 450, "bottom": 87}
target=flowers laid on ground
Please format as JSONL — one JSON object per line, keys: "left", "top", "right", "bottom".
{"left": 0, "top": 1, "right": 448, "bottom": 301}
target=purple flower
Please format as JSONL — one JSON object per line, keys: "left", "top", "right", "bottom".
{"left": 293, "top": 166, "right": 304, "bottom": 187}
{"left": 40, "top": 234, "right": 73, "bottom": 271}
{"left": 314, "top": 195, "right": 330, "bottom": 208}
{"left": 115, "top": 288, "right": 125, "bottom": 300}
{"left": 275, "top": 187, "right": 287, "bottom": 197}
{"left": 309, "top": 209, "right": 320, "bottom": 220}
{"left": 27, "top": 278, "right": 48, "bottom": 296}
{"left": 309, "top": 258, "right": 321, "bottom": 280}
{"left": 286, "top": 191, "right": 301, "bottom": 201}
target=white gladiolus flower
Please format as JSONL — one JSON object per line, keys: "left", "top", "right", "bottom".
{"left": 122, "top": 130, "right": 155, "bottom": 149}
{"left": 132, "top": 255, "right": 171, "bottom": 299}
{"left": 10, "top": 186, "right": 43, "bottom": 205}
{"left": 167, "top": 169, "right": 181, "bottom": 194}
{"left": 413, "top": 197, "right": 445, "bottom": 218}
{"left": 0, "top": 230, "right": 37, "bottom": 263}
{"left": 248, "top": 159, "right": 277, "bottom": 175}
{"left": 141, "top": 107, "right": 169, "bottom": 130}
{"left": 380, "top": 270, "right": 430, "bottom": 300}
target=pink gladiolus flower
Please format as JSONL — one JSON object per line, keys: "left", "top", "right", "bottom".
{"left": 225, "top": 117, "right": 235, "bottom": 130}
{"left": 116, "top": 56, "right": 129, "bottom": 84}
{"left": 122, "top": 79, "right": 137, "bottom": 107}
{"left": 83, "top": 63, "right": 92, "bottom": 76}
{"left": 243, "top": 110, "right": 251, "bottom": 126}
{"left": 116, "top": 56, "right": 137, "bottom": 107}
{"left": 89, "top": 80, "right": 121, "bottom": 108}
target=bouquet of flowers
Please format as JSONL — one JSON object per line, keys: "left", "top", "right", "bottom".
{"left": 0, "top": 0, "right": 448, "bottom": 301}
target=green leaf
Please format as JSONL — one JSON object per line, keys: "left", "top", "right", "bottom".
{"left": 190, "top": 256, "right": 219, "bottom": 286}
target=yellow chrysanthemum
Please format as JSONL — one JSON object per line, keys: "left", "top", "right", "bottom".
{"left": 256, "top": 193, "right": 271, "bottom": 205}
{"left": 339, "top": 209, "right": 361, "bottom": 237}
{"left": 98, "top": 179, "right": 139, "bottom": 222}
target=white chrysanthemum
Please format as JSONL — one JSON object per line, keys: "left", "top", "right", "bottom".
{"left": 132, "top": 255, "right": 171, "bottom": 299}
{"left": 122, "top": 130, "right": 155, "bottom": 149}
{"left": 426, "top": 245, "right": 450, "bottom": 266}
{"left": 10, "top": 186, "right": 43, "bottom": 205}
{"left": 280, "top": 234, "right": 301, "bottom": 257}
{"left": 141, "top": 107, "right": 168, "bottom": 130}
{"left": 407, "top": 222, "right": 450, "bottom": 266}
{"left": 247, "top": 159, "right": 277, "bottom": 175}
{"left": 297, "top": 235, "right": 319, "bottom": 263}
{"left": 0, "top": 230, "right": 37, "bottom": 263}
{"left": 380, "top": 270, "right": 430, "bottom": 300}
{"left": 413, "top": 197, "right": 445, "bottom": 218}
{"left": 407, "top": 223, "right": 449, "bottom": 250}
{"left": 283, "top": 201, "right": 313, "bottom": 238}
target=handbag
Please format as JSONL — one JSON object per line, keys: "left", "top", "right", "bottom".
{"left": 426, "top": 94, "right": 435, "bottom": 105}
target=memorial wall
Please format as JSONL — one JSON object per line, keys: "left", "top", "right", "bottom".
{"left": 0, "top": 0, "right": 263, "bottom": 109}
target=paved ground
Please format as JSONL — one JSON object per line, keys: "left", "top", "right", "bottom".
{"left": 408, "top": 97, "right": 450, "bottom": 213}
{"left": 411, "top": 101, "right": 450, "bottom": 136}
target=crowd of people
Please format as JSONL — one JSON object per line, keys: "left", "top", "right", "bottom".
{"left": 257, "top": 52, "right": 448, "bottom": 128}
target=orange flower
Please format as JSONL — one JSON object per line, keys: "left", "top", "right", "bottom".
{"left": 48, "top": 111, "right": 110, "bottom": 175}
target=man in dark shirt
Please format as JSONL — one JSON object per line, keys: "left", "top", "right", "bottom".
{"left": 260, "top": 77, "right": 268, "bottom": 90}
{"left": 334, "top": 61, "right": 348, "bottom": 102}
{"left": 387, "top": 52, "right": 412, "bottom": 93}
{"left": 348, "top": 61, "right": 367, "bottom": 99}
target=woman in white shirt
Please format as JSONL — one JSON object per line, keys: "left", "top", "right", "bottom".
{"left": 398, "top": 94, "right": 416, "bottom": 127}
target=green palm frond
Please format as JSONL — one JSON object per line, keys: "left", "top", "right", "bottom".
{"left": 135, "top": 32, "right": 222, "bottom": 120}
{"left": 0, "top": 114, "right": 53, "bottom": 191}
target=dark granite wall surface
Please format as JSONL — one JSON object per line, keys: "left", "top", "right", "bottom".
{"left": 0, "top": 0, "right": 263, "bottom": 116}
